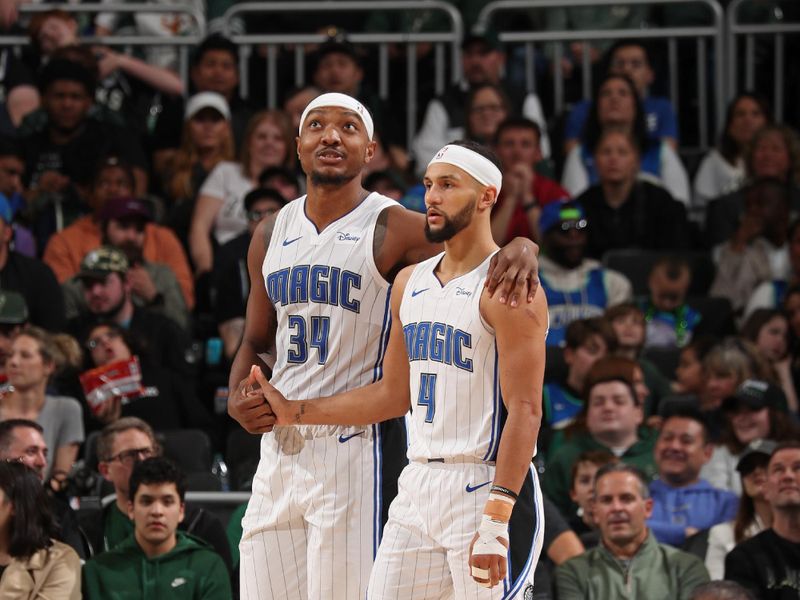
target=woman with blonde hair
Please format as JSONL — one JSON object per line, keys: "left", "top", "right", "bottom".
{"left": 189, "top": 109, "right": 295, "bottom": 275}
{"left": 0, "top": 327, "right": 83, "bottom": 482}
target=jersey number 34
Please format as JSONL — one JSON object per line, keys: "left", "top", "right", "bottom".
{"left": 287, "top": 315, "right": 330, "bottom": 364}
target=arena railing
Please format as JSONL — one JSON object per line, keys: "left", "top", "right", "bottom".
{"left": 6, "top": 3, "right": 206, "bottom": 86}
{"left": 221, "top": 1, "right": 464, "bottom": 150}
{"left": 475, "top": 0, "right": 726, "bottom": 151}
{"left": 727, "top": 0, "right": 800, "bottom": 123}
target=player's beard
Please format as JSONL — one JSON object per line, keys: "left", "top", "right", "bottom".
{"left": 424, "top": 201, "right": 475, "bottom": 243}
{"left": 310, "top": 169, "right": 359, "bottom": 187}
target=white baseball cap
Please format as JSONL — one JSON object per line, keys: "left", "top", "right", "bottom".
{"left": 184, "top": 92, "right": 231, "bottom": 121}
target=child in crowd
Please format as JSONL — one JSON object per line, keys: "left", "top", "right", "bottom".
{"left": 642, "top": 256, "right": 701, "bottom": 349}
{"left": 568, "top": 449, "right": 618, "bottom": 541}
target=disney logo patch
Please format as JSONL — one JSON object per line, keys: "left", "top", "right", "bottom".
{"left": 336, "top": 231, "right": 361, "bottom": 243}
{"left": 455, "top": 287, "right": 472, "bottom": 297}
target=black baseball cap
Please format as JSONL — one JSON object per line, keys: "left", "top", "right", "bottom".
{"left": 722, "top": 379, "right": 785, "bottom": 413}
{"left": 736, "top": 439, "right": 778, "bottom": 474}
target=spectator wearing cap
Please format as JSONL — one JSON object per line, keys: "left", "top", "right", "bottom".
{"left": 66, "top": 246, "right": 196, "bottom": 385}
{"left": 704, "top": 439, "right": 775, "bottom": 579}
{"left": 62, "top": 197, "right": 189, "bottom": 330}
{"left": 538, "top": 201, "right": 632, "bottom": 347}
{"left": 725, "top": 441, "right": 800, "bottom": 598}
{"left": 575, "top": 127, "right": 691, "bottom": 258}
{"left": 212, "top": 188, "right": 286, "bottom": 360}
{"left": 556, "top": 463, "right": 709, "bottom": 599}
{"left": 701, "top": 380, "right": 797, "bottom": 495}
{"left": 0, "top": 291, "right": 28, "bottom": 383}
{"left": 43, "top": 158, "right": 194, "bottom": 310}
{"left": 156, "top": 92, "right": 235, "bottom": 253}
{"left": 648, "top": 409, "right": 739, "bottom": 546}
{"left": 151, "top": 34, "right": 254, "bottom": 161}
{"left": 490, "top": 117, "right": 570, "bottom": 245}
{"left": 413, "top": 30, "right": 549, "bottom": 176}
{"left": 18, "top": 58, "right": 148, "bottom": 205}
{"left": 0, "top": 191, "right": 65, "bottom": 332}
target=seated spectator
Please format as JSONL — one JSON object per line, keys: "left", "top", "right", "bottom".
{"left": 412, "top": 30, "right": 549, "bottom": 175}
{"left": 213, "top": 188, "right": 286, "bottom": 361}
{"left": 701, "top": 380, "right": 796, "bottom": 494}
{"left": 80, "top": 418, "right": 231, "bottom": 572}
{"left": 694, "top": 92, "right": 771, "bottom": 212}
{"left": 605, "top": 303, "right": 673, "bottom": 415}
{"left": 82, "top": 457, "right": 232, "bottom": 599}
{"left": 151, "top": 35, "right": 253, "bottom": 158}
{"left": 555, "top": 463, "right": 709, "bottom": 598}
{"left": 62, "top": 197, "right": 189, "bottom": 330}
{"left": 66, "top": 247, "right": 196, "bottom": 384}
{"left": 576, "top": 128, "right": 690, "bottom": 258}
{"left": 43, "top": 157, "right": 194, "bottom": 309}
{"left": 705, "top": 439, "right": 774, "bottom": 579}
{"left": 563, "top": 39, "right": 679, "bottom": 154}
{"left": 0, "top": 192, "right": 65, "bottom": 332}
{"left": 0, "top": 461, "right": 81, "bottom": 598}
{"left": 710, "top": 178, "right": 791, "bottom": 313}
{"left": 648, "top": 409, "right": 739, "bottom": 546}
{"left": 567, "top": 449, "right": 618, "bottom": 538}
{"left": 0, "top": 290, "right": 27, "bottom": 383}
{"left": 642, "top": 256, "right": 702, "bottom": 349}
{"left": 19, "top": 58, "right": 148, "bottom": 230}
{"left": 562, "top": 74, "right": 690, "bottom": 203}
{"left": 0, "top": 419, "right": 85, "bottom": 559}
{"left": 0, "top": 139, "right": 36, "bottom": 255}
{"left": 190, "top": 109, "right": 294, "bottom": 276}
{"left": 257, "top": 166, "right": 300, "bottom": 202}
{"left": 283, "top": 85, "right": 320, "bottom": 132}
{"left": 706, "top": 125, "right": 800, "bottom": 247}
{"left": 742, "top": 310, "right": 798, "bottom": 412}
{"left": 0, "top": 41, "right": 38, "bottom": 132}
{"left": 745, "top": 218, "right": 800, "bottom": 319}
{"left": 543, "top": 318, "right": 615, "bottom": 430}
{"left": 157, "top": 92, "right": 235, "bottom": 252}
{"left": 490, "top": 117, "right": 570, "bottom": 245}
{"left": 673, "top": 336, "right": 718, "bottom": 397}
{"left": 539, "top": 201, "right": 633, "bottom": 345}
{"left": 1, "top": 327, "right": 83, "bottom": 482}
{"left": 78, "top": 322, "right": 211, "bottom": 435}
{"left": 28, "top": 9, "right": 183, "bottom": 142}
{"left": 725, "top": 441, "right": 800, "bottom": 598}
{"left": 543, "top": 375, "right": 658, "bottom": 517}
{"left": 464, "top": 83, "right": 511, "bottom": 146}
{"left": 690, "top": 581, "right": 757, "bottom": 600}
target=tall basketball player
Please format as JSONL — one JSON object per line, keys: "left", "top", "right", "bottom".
{"left": 253, "top": 140, "right": 547, "bottom": 599}
{"left": 228, "top": 93, "right": 541, "bottom": 600}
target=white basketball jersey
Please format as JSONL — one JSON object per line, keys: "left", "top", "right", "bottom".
{"left": 400, "top": 251, "right": 503, "bottom": 462}
{"left": 263, "top": 193, "right": 399, "bottom": 400}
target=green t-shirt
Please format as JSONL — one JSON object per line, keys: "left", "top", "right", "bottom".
{"left": 104, "top": 503, "right": 134, "bottom": 552}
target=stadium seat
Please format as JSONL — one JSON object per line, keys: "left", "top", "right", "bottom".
{"left": 226, "top": 428, "right": 262, "bottom": 491}
{"left": 158, "top": 429, "right": 213, "bottom": 473}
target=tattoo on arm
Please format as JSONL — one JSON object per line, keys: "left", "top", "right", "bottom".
{"left": 295, "top": 403, "right": 306, "bottom": 424}
{"left": 262, "top": 213, "right": 277, "bottom": 250}
{"left": 372, "top": 207, "right": 389, "bottom": 262}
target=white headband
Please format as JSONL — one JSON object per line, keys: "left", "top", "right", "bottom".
{"left": 298, "top": 92, "right": 374, "bottom": 140}
{"left": 427, "top": 144, "right": 502, "bottom": 194}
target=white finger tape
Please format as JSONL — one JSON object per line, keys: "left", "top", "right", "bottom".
{"left": 470, "top": 566, "right": 490, "bottom": 579}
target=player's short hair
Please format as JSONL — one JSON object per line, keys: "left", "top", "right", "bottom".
{"left": 0, "top": 419, "right": 43, "bottom": 455}
{"left": 97, "top": 417, "right": 158, "bottom": 462}
{"left": 564, "top": 317, "right": 617, "bottom": 353}
{"left": 569, "top": 449, "right": 618, "bottom": 490}
{"left": 594, "top": 462, "right": 651, "bottom": 499}
{"left": 448, "top": 140, "right": 502, "bottom": 172}
{"left": 494, "top": 117, "right": 542, "bottom": 147}
{"left": 128, "top": 457, "right": 186, "bottom": 502}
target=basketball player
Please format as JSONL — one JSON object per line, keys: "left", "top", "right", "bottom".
{"left": 228, "top": 93, "right": 540, "bottom": 600}
{"left": 253, "top": 140, "right": 547, "bottom": 598}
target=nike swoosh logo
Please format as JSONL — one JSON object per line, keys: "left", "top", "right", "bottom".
{"left": 411, "top": 288, "right": 429, "bottom": 297}
{"left": 338, "top": 431, "right": 365, "bottom": 443}
{"left": 282, "top": 236, "right": 302, "bottom": 246}
{"left": 465, "top": 481, "right": 491, "bottom": 493}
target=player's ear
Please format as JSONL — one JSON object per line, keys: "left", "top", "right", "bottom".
{"left": 364, "top": 139, "right": 377, "bottom": 164}
{"left": 480, "top": 186, "right": 498, "bottom": 210}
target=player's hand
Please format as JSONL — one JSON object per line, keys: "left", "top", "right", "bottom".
{"left": 228, "top": 366, "right": 276, "bottom": 433}
{"left": 485, "top": 237, "right": 539, "bottom": 307}
{"left": 468, "top": 531, "right": 508, "bottom": 588}
{"left": 252, "top": 367, "right": 295, "bottom": 426}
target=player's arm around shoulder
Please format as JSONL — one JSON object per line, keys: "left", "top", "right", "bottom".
{"left": 256, "top": 266, "right": 414, "bottom": 426}
{"left": 373, "top": 205, "right": 440, "bottom": 278}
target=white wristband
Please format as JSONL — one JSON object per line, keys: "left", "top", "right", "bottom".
{"left": 471, "top": 514, "right": 509, "bottom": 558}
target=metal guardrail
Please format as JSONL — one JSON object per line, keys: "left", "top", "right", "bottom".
{"left": 726, "top": 0, "right": 800, "bottom": 123}
{"left": 221, "top": 1, "right": 464, "bottom": 149}
{"left": 101, "top": 491, "right": 251, "bottom": 508}
{"left": 476, "top": 0, "right": 726, "bottom": 149}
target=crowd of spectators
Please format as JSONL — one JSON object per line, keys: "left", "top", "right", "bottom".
{"left": 0, "top": 1, "right": 795, "bottom": 598}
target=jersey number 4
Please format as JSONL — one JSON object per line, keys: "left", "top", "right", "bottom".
{"left": 288, "top": 315, "right": 330, "bottom": 364}
{"left": 417, "top": 373, "right": 437, "bottom": 423}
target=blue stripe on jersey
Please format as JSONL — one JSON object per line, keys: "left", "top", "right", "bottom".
{"left": 502, "top": 466, "right": 542, "bottom": 599}
{"left": 483, "top": 345, "right": 502, "bottom": 461}
{"left": 371, "top": 285, "right": 392, "bottom": 556}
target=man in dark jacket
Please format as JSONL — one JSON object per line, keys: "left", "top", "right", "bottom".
{"left": 83, "top": 456, "right": 231, "bottom": 599}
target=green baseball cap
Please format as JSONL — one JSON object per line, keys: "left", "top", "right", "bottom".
{"left": 0, "top": 290, "right": 28, "bottom": 325}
